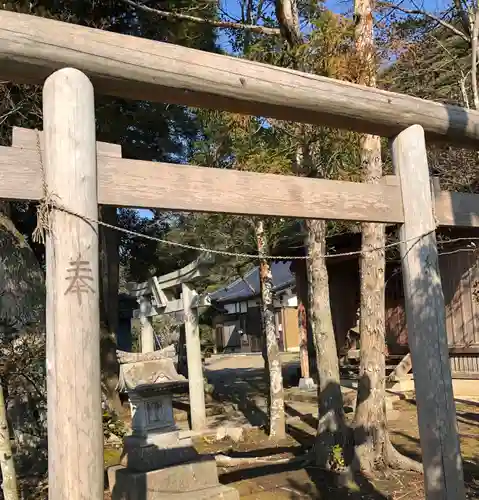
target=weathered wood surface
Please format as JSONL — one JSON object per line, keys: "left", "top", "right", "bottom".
{"left": 43, "top": 69, "right": 103, "bottom": 500}
{"left": 0, "top": 145, "right": 405, "bottom": 224}
{"left": 182, "top": 282, "right": 206, "bottom": 431}
{"left": 386, "top": 353, "right": 412, "bottom": 384}
{"left": 12, "top": 126, "right": 121, "bottom": 157}
{"left": 434, "top": 191, "right": 479, "bottom": 227}
{"left": 2, "top": 143, "right": 479, "bottom": 226}
{"left": 127, "top": 253, "right": 214, "bottom": 297}
{"left": 385, "top": 174, "right": 479, "bottom": 227}
{"left": 132, "top": 296, "right": 211, "bottom": 318}
{"left": 391, "top": 125, "right": 465, "bottom": 500}
{"left": 1, "top": 140, "right": 479, "bottom": 226}
{"left": 2, "top": 11, "right": 479, "bottom": 147}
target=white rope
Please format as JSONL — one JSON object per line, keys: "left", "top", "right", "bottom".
{"left": 35, "top": 200, "right": 479, "bottom": 261}
{"left": 32, "top": 130, "right": 479, "bottom": 261}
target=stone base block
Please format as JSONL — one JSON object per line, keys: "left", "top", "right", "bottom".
{"left": 154, "top": 485, "right": 240, "bottom": 499}
{"left": 108, "top": 458, "right": 239, "bottom": 499}
{"left": 298, "top": 377, "right": 317, "bottom": 390}
{"left": 121, "top": 431, "right": 198, "bottom": 471}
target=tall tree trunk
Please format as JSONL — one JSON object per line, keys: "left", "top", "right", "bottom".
{"left": 306, "top": 219, "right": 348, "bottom": 467}
{"left": 354, "top": 197, "right": 389, "bottom": 470}
{"left": 353, "top": 0, "right": 421, "bottom": 473}
{"left": 292, "top": 260, "right": 311, "bottom": 382}
{"left": 99, "top": 206, "right": 122, "bottom": 414}
{"left": 256, "top": 219, "right": 286, "bottom": 439}
{"left": 275, "top": 0, "right": 346, "bottom": 461}
{"left": 0, "top": 379, "right": 18, "bottom": 500}
{"left": 275, "top": 0, "right": 302, "bottom": 47}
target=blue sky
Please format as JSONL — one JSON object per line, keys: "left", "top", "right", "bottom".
{"left": 217, "top": 0, "right": 450, "bottom": 31}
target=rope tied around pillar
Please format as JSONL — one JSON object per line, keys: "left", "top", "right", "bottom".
{"left": 32, "top": 129, "right": 59, "bottom": 244}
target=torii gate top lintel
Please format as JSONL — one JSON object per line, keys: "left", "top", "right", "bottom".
{"left": 126, "top": 252, "right": 214, "bottom": 316}
{"left": 126, "top": 252, "right": 213, "bottom": 297}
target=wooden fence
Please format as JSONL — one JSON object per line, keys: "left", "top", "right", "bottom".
{"left": 1, "top": 9, "right": 479, "bottom": 500}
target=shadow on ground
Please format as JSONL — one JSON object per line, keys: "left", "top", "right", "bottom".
{"left": 199, "top": 365, "right": 419, "bottom": 498}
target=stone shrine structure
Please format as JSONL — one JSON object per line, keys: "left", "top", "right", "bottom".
{"left": 108, "top": 350, "right": 238, "bottom": 500}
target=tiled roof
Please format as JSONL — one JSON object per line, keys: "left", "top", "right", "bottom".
{"left": 209, "top": 261, "right": 294, "bottom": 303}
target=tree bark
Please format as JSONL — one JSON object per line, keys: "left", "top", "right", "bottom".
{"left": 275, "top": 0, "right": 302, "bottom": 47}
{"left": 353, "top": 0, "right": 420, "bottom": 473}
{"left": 353, "top": 0, "right": 390, "bottom": 470}
{"left": 295, "top": 262, "right": 310, "bottom": 380}
{"left": 99, "top": 205, "right": 122, "bottom": 414}
{"left": 0, "top": 379, "right": 18, "bottom": 500}
{"left": 291, "top": 259, "right": 317, "bottom": 382}
{"left": 274, "top": 0, "right": 346, "bottom": 462}
{"left": 306, "top": 219, "right": 348, "bottom": 467}
{"left": 256, "top": 219, "right": 286, "bottom": 439}
{"left": 354, "top": 188, "right": 389, "bottom": 470}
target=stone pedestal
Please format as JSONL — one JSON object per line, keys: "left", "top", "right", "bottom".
{"left": 121, "top": 431, "right": 198, "bottom": 471}
{"left": 299, "top": 377, "right": 317, "bottom": 390}
{"left": 129, "top": 386, "right": 178, "bottom": 437}
{"left": 122, "top": 381, "right": 199, "bottom": 471}
{"left": 110, "top": 355, "right": 239, "bottom": 499}
{"left": 109, "top": 457, "right": 239, "bottom": 500}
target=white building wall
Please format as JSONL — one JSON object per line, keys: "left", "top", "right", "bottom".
{"left": 286, "top": 295, "right": 298, "bottom": 307}
{"left": 221, "top": 292, "right": 298, "bottom": 315}
{"left": 224, "top": 303, "right": 236, "bottom": 314}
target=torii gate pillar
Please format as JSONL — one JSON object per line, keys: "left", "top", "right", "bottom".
{"left": 182, "top": 282, "right": 206, "bottom": 431}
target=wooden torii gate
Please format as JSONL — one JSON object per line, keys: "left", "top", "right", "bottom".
{"left": 1, "top": 9, "right": 479, "bottom": 500}
{"left": 126, "top": 254, "right": 213, "bottom": 431}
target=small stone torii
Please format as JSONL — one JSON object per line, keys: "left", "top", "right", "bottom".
{"left": 126, "top": 253, "right": 214, "bottom": 431}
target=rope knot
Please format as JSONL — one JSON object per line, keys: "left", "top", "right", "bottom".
{"left": 32, "top": 128, "right": 59, "bottom": 244}
{"left": 33, "top": 192, "right": 59, "bottom": 244}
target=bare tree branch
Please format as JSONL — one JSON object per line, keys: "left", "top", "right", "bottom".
{"left": 430, "top": 33, "right": 471, "bottom": 108}
{"left": 378, "top": 1, "right": 470, "bottom": 42}
{"left": 121, "top": 0, "right": 281, "bottom": 35}
{"left": 460, "top": 75, "right": 470, "bottom": 109}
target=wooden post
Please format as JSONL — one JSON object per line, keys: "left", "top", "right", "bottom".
{"left": 292, "top": 261, "right": 315, "bottom": 389}
{"left": 139, "top": 296, "right": 155, "bottom": 353}
{"left": 391, "top": 125, "right": 465, "bottom": 500}
{"left": 182, "top": 282, "right": 206, "bottom": 431}
{"left": 298, "top": 303, "right": 310, "bottom": 378}
{"left": 43, "top": 68, "right": 103, "bottom": 500}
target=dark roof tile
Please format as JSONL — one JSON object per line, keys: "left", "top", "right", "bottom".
{"left": 209, "top": 261, "right": 294, "bottom": 303}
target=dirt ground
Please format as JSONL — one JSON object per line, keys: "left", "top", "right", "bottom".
{"left": 101, "top": 353, "right": 479, "bottom": 499}
{"left": 191, "top": 397, "right": 479, "bottom": 499}
{"left": 103, "top": 396, "right": 479, "bottom": 499}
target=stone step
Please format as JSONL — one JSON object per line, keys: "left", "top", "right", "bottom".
{"left": 155, "top": 485, "right": 240, "bottom": 499}
{"left": 109, "top": 456, "right": 226, "bottom": 499}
